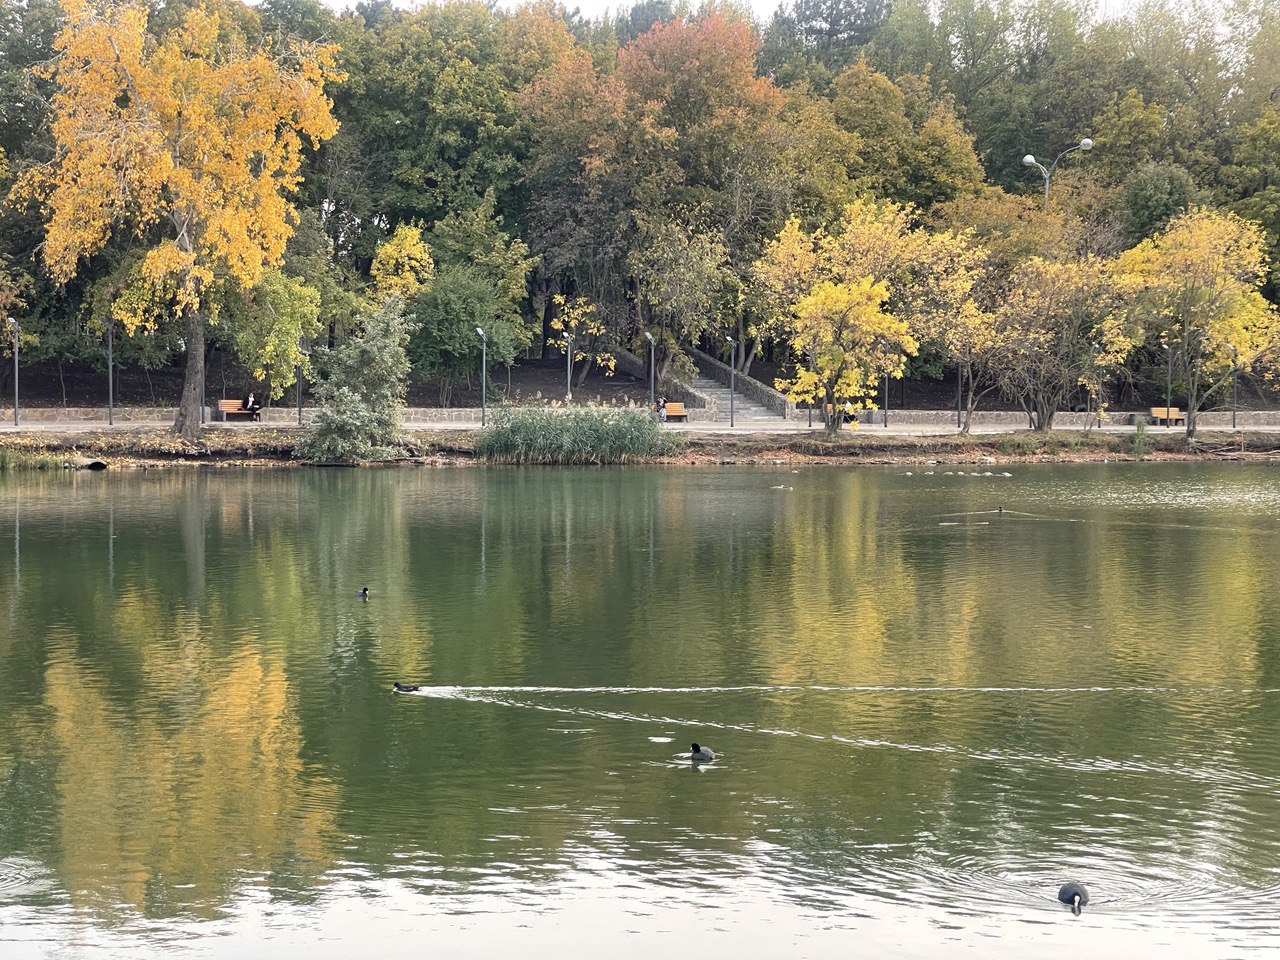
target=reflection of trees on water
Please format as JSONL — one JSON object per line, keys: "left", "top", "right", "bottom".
{"left": 1, "top": 466, "right": 1280, "bottom": 923}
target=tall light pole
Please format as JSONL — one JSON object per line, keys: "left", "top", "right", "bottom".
{"left": 296, "top": 343, "right": 310, "bottom": 426}
{"left": 643, "top": 331, "right": 655, "bottom": 417}
{"left": 7, "top": 319, "right": 18, "bottom": 427}
{"left": 106, "top": 320, "right": 115, "bottom": 426}
{"left": 476, "top": 327, "right": 487, "bottom": 427}
{"left": 1228, "top": 343, "right": 1238, "bottom": 430}
{"left": 563, "top": 331, "right": 572, "bottom": 402}
{"left": 880, "top": 339, "right": 890, "bottom": 429}
{"left": 1086, "top": 340, "right": 1097, "bottom": 430}
{"left": 956, "top": 362, "right": 963, "bottom": 430}
{"left": 1022, "top": 137, "right": 1093, "bottom": 208}
{"left": 1163, "top": 342, "right": 1172, "bottom": 429}
{"left": 725, "top": 336, "right": 735, "bottom": 428}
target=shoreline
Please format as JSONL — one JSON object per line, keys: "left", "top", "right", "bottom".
{"left": 1, "top": 426, "right": 1277, "bottom": 470}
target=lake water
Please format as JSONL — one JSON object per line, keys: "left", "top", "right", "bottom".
{"left": 2, "top": 464, "right": 1280, "bottom": 958}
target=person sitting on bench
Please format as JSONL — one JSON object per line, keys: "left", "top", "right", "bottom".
{"left": 240, "top": 391, "right": 262, "bottom": 419}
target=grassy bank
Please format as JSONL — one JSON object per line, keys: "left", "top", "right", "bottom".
{"left": 0, "top": 424, "right": 1273, "bottom": 469}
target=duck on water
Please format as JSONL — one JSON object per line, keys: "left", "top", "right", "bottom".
{"left": 690, "top": 743, "right": 716, "bottom": 762}
{"left": 1058, "top": 882, "right": 1089, "bottom": 915}
{"left": 392, "top": 681, "right": 421, "bottom": 693}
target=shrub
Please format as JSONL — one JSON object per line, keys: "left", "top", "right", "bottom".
{"left": 295, "top": 299, "right": 417, "bottom": 463}
{"left": 476, "top": 407, "right": 679, "bottom": 464}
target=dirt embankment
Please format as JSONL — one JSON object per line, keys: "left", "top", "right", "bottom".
{"left": 2, "top": 425, "right": 1278, "bottom": 470}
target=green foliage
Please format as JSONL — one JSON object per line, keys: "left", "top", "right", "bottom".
{"left": 295, "top": 298, "right": 417, "bottom": 463}
{"left": 476, "top": 407, "right": 679, "bottom": 464}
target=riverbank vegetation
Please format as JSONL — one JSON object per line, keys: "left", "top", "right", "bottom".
{"left": 476, "top": 408, "right": 679, "bottom": 465}
{"left": 1, "top": 0, "right": 1279, "bottom": 447}
{"left": 1, "top": 424, "right": 1275, "bottom": 469}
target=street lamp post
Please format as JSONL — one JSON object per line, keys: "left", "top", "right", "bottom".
{"left": 563, "top": 331, "right": 572, "bottom": 402}
{"left": 1163, "top": 342, "right": 1172, "bottom": 429}
{"left": 1228, "top": 344, "right": 1238, "bottom": 429}
{"left": 725, "top": 337, "right": 736, "bottom": 428}
{"left": 476, "top": 327, "right": 487, "bottom": 427}
{"left": 106, "top": 320, "right": 115, "bottom": 426}
{"left": 296, "top": 344, "right": 310, "bottom": 426}
{"left": 956, "top": 363, "right": 963, "bottom": 430}
{"left": 7, "top": 319, "right": 18, "bottom": 427}
{"left": 1022, "top": 138, "right": 1093, "bottom": 208}
{"left": 1086, "top": 340, "right": 1097, "bottom": 431}
{"left": 643, "top": 332, "right": 655, "bottom": 417}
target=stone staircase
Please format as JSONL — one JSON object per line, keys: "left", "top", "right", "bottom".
{"left": 689, "top": 370, "right": 784, "bottom": 422}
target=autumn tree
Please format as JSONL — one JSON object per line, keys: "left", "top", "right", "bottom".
{"left": 993, "top": 256, "right": 1136, "bottom": 430}
{"left": 1119, "top": 209, "right": 1280, "bottom": 438}
{"left": 17, "top": 0, "right": 341, "bottom": 438}
{"left": 776, "top": 277, "right": 916, "bottom": 433}
{"left": 756, "top": 198, "right": 984, "bottom": 426}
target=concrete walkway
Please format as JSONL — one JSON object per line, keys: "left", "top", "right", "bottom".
{"left": 0, "top": 416, "right": 1270, "bottom": 436}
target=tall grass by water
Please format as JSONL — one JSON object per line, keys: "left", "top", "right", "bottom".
{"left": 476, "top": 407, "right": 680, "bottom": 464}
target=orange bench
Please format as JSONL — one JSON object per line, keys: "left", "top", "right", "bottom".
{"left": 1149, "top": 406, "right": 1185, "bottom": 426}
{"left": 219, "top": 399, "right": 260, "bottom": 422}
{"left": 663, "top": 402, "right": 688, "bottom": 422}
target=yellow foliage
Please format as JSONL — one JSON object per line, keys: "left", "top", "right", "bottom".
{"left": 18, "top": 0, "right": 343, "bottom": 310}
{"left": 774, "top": 278, "right": 917, "bottom": 410}
{"left": 549, "top": 294, "right": 616, "bottom": 374}
{"left": 371, "top": 224, "right": 435, "bottom": 300}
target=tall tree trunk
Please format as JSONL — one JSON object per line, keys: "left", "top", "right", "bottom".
{"left": 173, "top": 305, "right": 205, "bottom": 441}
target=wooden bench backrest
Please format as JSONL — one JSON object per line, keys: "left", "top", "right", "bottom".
{"left": 1150, "top": 406, "right": 1184, "bottom": 418}
{"left": 219, "top": 399, "right": 245, "bottom": 412}
{"left": 664, "top": 402, "right": 687, "bottom": 416}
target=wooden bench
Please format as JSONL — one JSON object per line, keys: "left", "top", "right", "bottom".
{"left": 1149, "top": 406, "right": 1185, "bottom": 426}
{"left": 219, "top": 399, "right": 260, "bottom": 422}
{"left": 663, "top": 402, "right": 688, "bottom": 423}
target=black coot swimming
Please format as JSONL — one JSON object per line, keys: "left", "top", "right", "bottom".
{"left": 1058, "top": 882, "right": 1089, "bottom": 915}
{"left": 392, "top": 681, "right": 421, "bottom": 693}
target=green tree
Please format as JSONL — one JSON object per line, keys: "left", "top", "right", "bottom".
{"left": 296, "top": 298, "right": 417, "bottom": 462}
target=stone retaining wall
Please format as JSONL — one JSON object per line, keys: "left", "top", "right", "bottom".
{"left": 611, "top": 346, "right": 711, "bottom": 412}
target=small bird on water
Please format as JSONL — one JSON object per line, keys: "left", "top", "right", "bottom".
{"left": 392, "top": 681, "right": 421, "bottom": 693}
{"left": 358, "top": 587, "right": 370, "bottom": 599}
{"left": 1058, "top": 882, "right": 1089, "bottom": 915}
{"left": 690, "top": 743, "right": 716, "bottom": 762}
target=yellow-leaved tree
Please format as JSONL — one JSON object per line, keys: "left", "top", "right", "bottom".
{"left": 1118, "top": 209, "right": 1280, "bottom": 438}
{"left": 755, "top": 199, "right": 977, "bottom": 431}
{"left": 780, "top": 279, "right": 915, "bottom": 433}
{"left": 16, "top": 0, "right": 342, "bottom": 438}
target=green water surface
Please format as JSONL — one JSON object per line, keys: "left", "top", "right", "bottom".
{"left": 2, "top": 464, "right": 1279, "bottom": 958}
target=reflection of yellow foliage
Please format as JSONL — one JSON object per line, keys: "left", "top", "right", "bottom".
{"left": 46, "top": 639, "right": 336, "bottom": 918}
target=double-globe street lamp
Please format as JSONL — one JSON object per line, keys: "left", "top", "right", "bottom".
{"left": 1022, "top": 138, "right": 1093, "bottom": 208}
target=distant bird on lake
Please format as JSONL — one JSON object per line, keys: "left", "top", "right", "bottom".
{"left": 392, "top": 682, "right": 421, "bottom": 693}
{"left": 1058, "top": 882, "right": 1089, "bottom": 915}
{"left": 358, "top": 587, "right": 370, "bottom": 599}
{"left": 691, "top": 743, "right": 716, "bottom": 762}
